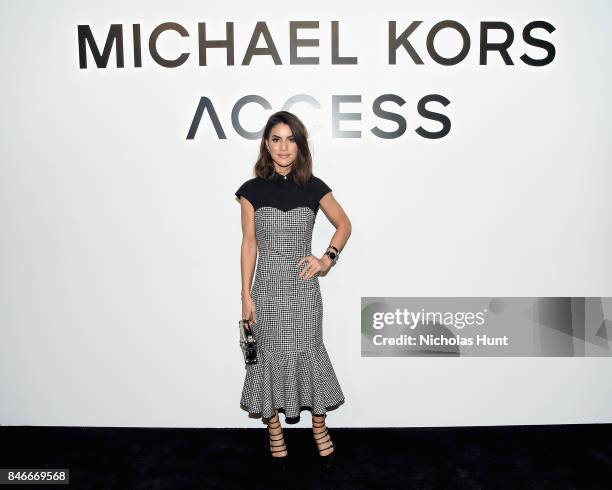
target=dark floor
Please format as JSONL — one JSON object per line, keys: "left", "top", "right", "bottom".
{"left": 1, "top": 423, "right": 611, "bottom": 489}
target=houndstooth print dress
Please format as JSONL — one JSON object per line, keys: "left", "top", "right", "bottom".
{"left": 235, "top": 170, "right": 345, "bottom": 423}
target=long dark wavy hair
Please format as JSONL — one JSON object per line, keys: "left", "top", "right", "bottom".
{"left": 253, "top": 111, "right": 313, "bottom": 187}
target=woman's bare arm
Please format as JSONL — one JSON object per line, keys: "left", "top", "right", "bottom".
{"left": 319, "top": 192, "right": 352, "bottom": 269}
{"left": 238, "top": 197, "right": 257, "bottom": 301}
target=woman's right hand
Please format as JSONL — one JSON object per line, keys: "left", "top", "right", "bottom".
{"left": 242, "top": 295, "right": 257, "bottom": 325}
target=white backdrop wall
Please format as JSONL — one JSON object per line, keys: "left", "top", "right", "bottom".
{"left": 1, "top": 0, "right": 611, "bottom": 427}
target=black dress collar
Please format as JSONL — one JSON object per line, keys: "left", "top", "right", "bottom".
{"left": 270, "top": 167, "right": 294, "bottom": 182}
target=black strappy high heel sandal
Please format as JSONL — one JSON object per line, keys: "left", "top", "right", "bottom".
{"left": 267, "top": 412, "right": 288, "bottom": 466}
{"left": 312, "top": 413, "right": 335, "bottom": 467}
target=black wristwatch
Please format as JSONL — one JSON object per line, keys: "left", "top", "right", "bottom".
{"left": 324, "top": 246, "right": 340, "bottom": 265}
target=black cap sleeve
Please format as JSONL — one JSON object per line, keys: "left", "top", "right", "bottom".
{"left": 311, "top": 176, "right": 332, "bottom": 203}
{"left": 235, "top": 179, "right": 257, "bottom": 209}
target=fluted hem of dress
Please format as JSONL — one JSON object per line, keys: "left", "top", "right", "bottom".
{"left": 239, "top": 342, "right": 346, "bottom": 423}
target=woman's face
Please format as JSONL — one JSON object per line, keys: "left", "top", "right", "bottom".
{"left": 266, "top": 123, "right": 298, "bottom": 166}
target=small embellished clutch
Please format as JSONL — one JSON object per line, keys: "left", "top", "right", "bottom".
{"left": 238, "top": 319, "right": 258, "bottom": 365}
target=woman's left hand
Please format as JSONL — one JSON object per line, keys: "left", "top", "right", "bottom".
{"left": 297, "top": 255, "right": 331, "bottom": 280}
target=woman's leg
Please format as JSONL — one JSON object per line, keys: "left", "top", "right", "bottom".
{"left": 312, "top": 413, "right": 335, "bottom": 457}
{"left": 267, "top": 410, "right": 288, "bottom": 457}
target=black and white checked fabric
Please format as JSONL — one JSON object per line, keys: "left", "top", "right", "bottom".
{"left": 236, "top": 176, "right": 345, "bottom": 422}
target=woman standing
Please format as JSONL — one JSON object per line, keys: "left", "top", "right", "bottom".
{"left": 235, "top": 111, "right": 351, "bottom": 466}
